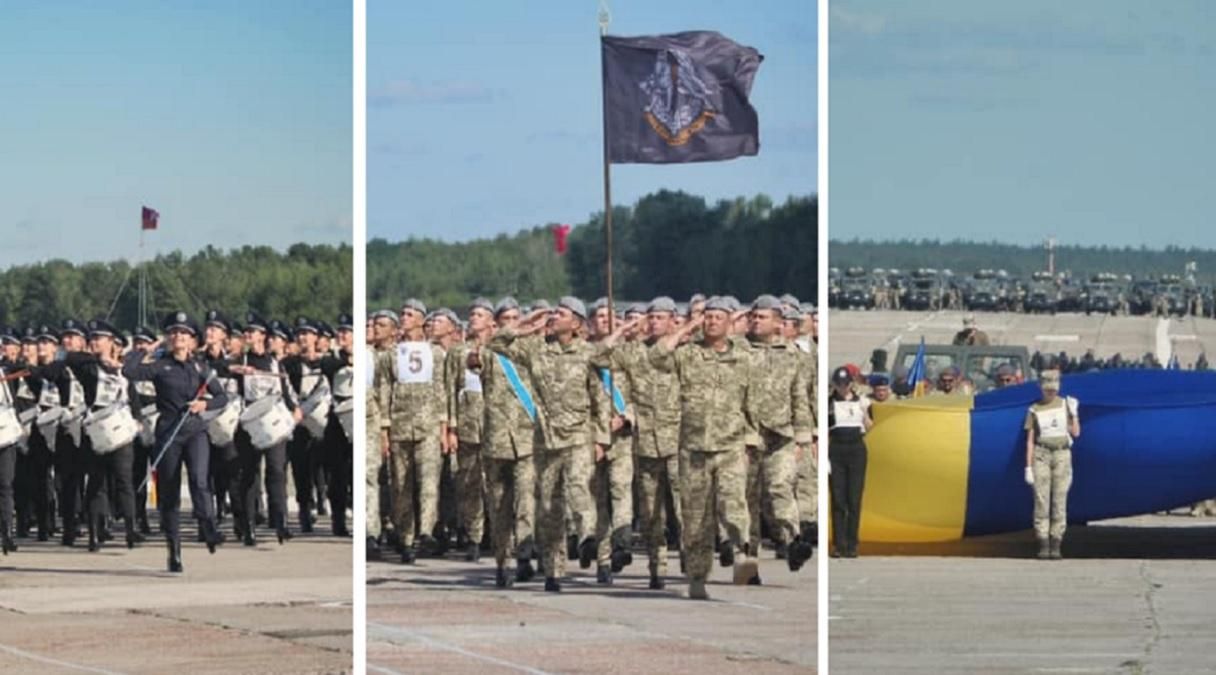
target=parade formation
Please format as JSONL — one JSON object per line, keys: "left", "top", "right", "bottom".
{"left": 367, "top": 293, "right": 817, "bottom": 599}
{"left": 0, "top": 310, "right": 355, "bottom": 573}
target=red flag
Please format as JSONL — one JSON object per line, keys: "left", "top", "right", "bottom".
{"left": 553, "top": 224, "right": 571, "bottom": 254}
{"left": 141, "top": 206, "right": 159, "bottom": 230}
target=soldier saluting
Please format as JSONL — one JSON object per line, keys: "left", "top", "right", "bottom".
{"left": 123, "top": 312, "right": 229, "bottom": 573}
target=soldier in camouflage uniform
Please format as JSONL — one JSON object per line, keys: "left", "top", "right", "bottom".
{"left": 597, "top": 296, "right": 684, "bottom": 589}
{"left": 467, "top": 297, "right": 540, "bottom": 587}
{"left": 587, "top": 299, "right": 636, "bottom": 585}
{"left": 651, "top": 297, "right": 758, "bottom": 600}
{"left": 489, "top": 297, "right": 610, "bottom": 592}
{"left": 365, "top": 313, "right": 394, "bottom": 560}
{"left": 375, "top": 298, "right": 449, "bottom": 563}
{"left": 1024, "top": 369, "right": 1079, "bottom": 560}
{"left": 790, "top": 305, "right": 818, "bottom": 549}
{"left": 744, "top": 296, "right": 815, "bottom": 575}
{"left": 443, "top": 298, "right": 491, "bottom": 562}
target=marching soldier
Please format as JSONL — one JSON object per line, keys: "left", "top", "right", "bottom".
{"left": 488, "top": 297, "right": 610, "bottom": 592}
{"left": 201, "top": 310, "right": 241, "bottom": 536}
{"left": 745, "top": 296, "right": 815, "bottom": 574}
{"left": 377, "top": 299, "right": 448, "bottom": 562}
{"left": 281, "top": 317, "right": 335, "bottom": 534}
{"left": 588, "top": 299, "right": 635, "bottom": 585}
{"left": 366, "top": 309, "right": 398, "bottom": 559}
{"left": 650, "top": 297, "right": 758, "bottom": 600}
{"left": 130, "top": 326, "right": 159, "bottom": 536}
{"left": 466, "top": 298, "right": 540, "bottom": 587}
{"left": 443, "top": 299, "right": 491, "bottom": 562}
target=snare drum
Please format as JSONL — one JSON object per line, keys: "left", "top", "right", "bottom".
{"left": 239, "top": 396, "right": 295, "bottom": 449}
{"left": 84, "top": 403, "right": 140, "bottom": 454}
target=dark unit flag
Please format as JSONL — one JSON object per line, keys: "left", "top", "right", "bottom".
{"left": 602, "top": 31, "right": 762, "bottom": 164}
{"left": 141, "top": 206, "right": 159, "bottom": 230}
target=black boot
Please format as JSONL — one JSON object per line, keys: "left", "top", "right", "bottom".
{"left": 87, "top": 515, "right": 99, "bottom": 552}
{"left": 125, "top": 518, "right": 145, "bottom": 549}
{"left": 465, "top": 542, "right": 481, "bottom": 563}
{"left": 719, "top": 541, "right": 735, "bottom": 567}
{"left": 299, "top": 508, "right": 313, "bottom": 534}
{"left": 648, "top": 574, "right": 665, "bottom": 590}
{"left": 610, "top": 546, "right": 633, "bottom": 573}
{"left": 167, "top": 537, "right": 183, "bottom": 573}
{"left": 578, "top": 537, "right": 597, "bottom": 570}
{"left": 566, "top": 534, "right": 579, "bottom": 561}
{"left": 455, "top": 527, "right": 470, "bottom": 552}
{"left": 1, "top": 521, "right": 15, "bottom": 555}
{"left": 544, "top": 576, "right": 562, "bottom": 593}
{"left": 243, "top": 514, "right": 257, "bottom": 547}
{"left": 202, "top": 518, "right": 224, "bottom": 554}
{"left": 495, "top": 565, "right": 514, "bottom": 588}
{"left": 596, "top": 564, "right": 613, "bottom": 585}
{"left": 515, "top": 558, "right": 536, "bottom": 583}
{"left": 332, "top": 513, "right": 351, "bottom": 538}
{"left": 366, "top": 536, "right": 381, "bottom": 561}
{"left": 275, "top": 514, "right": 293, "bottom": 545}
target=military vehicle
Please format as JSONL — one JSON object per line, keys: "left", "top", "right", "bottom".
{"left": 891, "top": 343, "right": 1035, "bottom": 394}
{"left": 1157, "top": 274, "right": 1187, "bottom": 316}
{"left": 1024, "top": 271, "right": 1060, "bottom": 314}
{"left": 905, "top": 268, "right": 944, "bottom": 310}
{"left": 1128, "top": 278, "right": 1158, "bottom": 315}
{"left": 828, "top": 267, "right": 841, "bottom": 309}
{"left": 839, "top": 266, "right": 874, "bottom": 310}
{"left": 1084, "top": 272, "right": 1122, "bottom": 315}
{"left": 965, "top": 269, "right": 1006, "bottom": 311}
{"left": 1057, "top": 276, "right": 1086, "bottom": 313}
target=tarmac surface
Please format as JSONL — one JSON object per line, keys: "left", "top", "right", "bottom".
{"left": 829, "top": 512, "right": 1216, "bottom": 674}
{"left": 828, "top": 309, "right": 1216, "bottom": 372}
{"left": 0, "top": 512, "right": 353, "bottom": 675}
{"left": 367, "top": 547, "right": 817, "bottom": 674}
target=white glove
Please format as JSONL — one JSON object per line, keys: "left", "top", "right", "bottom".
{"left": 1024, "top": 466, "right": 1034, "bottom": 486}
{"left": 824, "top": 457, "right": 831, "bottom": 475}
{"left": 1066, "top": 396, "right": 1079, "bottom": 417}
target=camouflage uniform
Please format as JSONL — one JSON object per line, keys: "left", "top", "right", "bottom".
{"left": 490, "top": 329, "right": 610, "bottom": 579}
{"left": 366, "top": 346, "right": 383, "bottom": 541}
{"left": 651, "top": 337, "right": 756, "bottom": 582}
{"left": 746, "top": 336, "right": 813, "bottom": 552}
{"left": 601, "top": 338, "right": 682, "bottom": 576}
{"left": 592, "top": 342, "right": 637, "bottom": 570}
{"left": 376, "top": 340, "right": 447, "bottom": 550}
{"left": 1025, "top": 396, "right": 1074, "bottom": 542}
{"left": 794, "top": 340, "right": 818, "bottom": 527}
{"left": 474, "top": 342, "right": 539, "bottom": 567}
{"left": 444, "top": 342, "right": 486, "bottom": 546}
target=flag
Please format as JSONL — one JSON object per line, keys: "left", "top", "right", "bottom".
{"left": 553, "top": 223, "right": 571, "bottom": 254}
{"left": 141, "top": 206, "right": 159, "bottom": 230}
{"left": 907, "top": 337, "right": 928, "bottom": 398}
{"left": 602, "top": 31, "right": 762, "bottom": 164}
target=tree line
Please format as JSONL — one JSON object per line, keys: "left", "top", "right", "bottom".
{"left": 0, "top": 243, "right": 352, "bottom": 329}
{"left": 830, "top": 239, "right": 1216, "bottom": 282}
{"left": 368, "top": 190, "right": 817, "bottom": 311}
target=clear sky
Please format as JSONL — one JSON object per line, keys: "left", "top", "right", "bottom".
{"left": 0, "top": 1, "right": 352, "bottom": 268}
{"left": 831, "top": 0, "right": 1216, "bottom": 248}
{"left": 368, "top": 0, "right": 816, "bottom": 242}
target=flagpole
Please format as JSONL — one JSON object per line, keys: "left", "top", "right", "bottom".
{"left": 598, "top": 2, "right": 614, "bottom": 333}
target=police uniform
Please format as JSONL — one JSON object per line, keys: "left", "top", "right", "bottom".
{"left": 129, "top": 326, "right": 159, "bottom": 536}
{"left": 53, "top": 319, "right": 90, "bottom": 546}
{"left": 828, "top": 367, "right": 870, "bottom": 558}
{"left": 321, "top": 314, "right": 355, "bottom": 537}
{"left": 0, "top": 331, "right": 26, "bottom": 554}
{"left": 122, "top": 312, "right": 229, "bottom": 572}
{"left": 280, "top": 317, "right": 335, "bottom": 534}
{"left": 201, "top": 310, "right": 242, "bottom": 536}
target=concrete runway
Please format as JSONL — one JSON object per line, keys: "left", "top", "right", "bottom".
{"left": 829, "top": 513, "right": 1216, "bottom": 674}
{"left": 828, "top": 309, "right": 1216, "bottom": 372}
{"left": 0, "top": 514, "right": 353, "bottom": 674}
{"left": 367, "top": 550, "right": 817, "bottom": 674}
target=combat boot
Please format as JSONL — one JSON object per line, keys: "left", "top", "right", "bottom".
{"left": 733, "top": 556, "right": 759, "bottom": 585}
{"left": 649, "top": 574, "right": 665, "bottom": 590}
{"left": 1036, "top": 538, "right": 1050, "bottom": 559}
{"left": 610, "top": 546, "right": 632, "bottom": 573}
{"left": 400, "top": 545, "right": 416, "bottom": 565}
{"left": 1, "top": 524, "right": 16, "bottom": 555}
{"left": 596, "top": 564, "right": 613, "bottom": 585}
{"left": 465, "top": 542, "right": 481, "bottom": 563}
{"left": 544, "top": 576, "right": 562, "bottom": 593}
{"left": 566, "top": 534, "right": 579, "bottom": 561}
{"left": 455, "top": 527, "right": 470, "bottom": 552}
{"left": 167, "top": 537, "right": 183, "bottom": 573}
{"left": 688, "top": 577, "right": 709, "bottom": 600}
{"left": 577, "top": 536, "right": 597, "bottom": 570}
{"left": 1049, "top": 537, "right": 1063, "bottom": 560}
{"left": 515, "top": 558, "right": 536, "bottom": 583}
{"left": 718, "top": 541, "right": 735, "bottom": 567}
{"left": 495, "top": 565, "right": 514, "bottom": 588}
{"left": 787, "top": 535, "right": 813, "bottom": 572}
{"left": 125, "top": 517, "right": 145, "bottom": 549}
{"left": 416, "top": 534, "right": 437, "bottom": 558}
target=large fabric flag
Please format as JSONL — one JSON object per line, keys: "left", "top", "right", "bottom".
{"left": 141, "top": 206, "right": 159, "bottom": 230}
{"left": 602, "top": 31, "right": 762, "bottom": 164}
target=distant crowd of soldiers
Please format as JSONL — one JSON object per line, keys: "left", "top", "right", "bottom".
{"left": 0, "top": 311, "right": 354, "bottom": 572}
{"left": 366, "top": 293, "right": 817, "bottom": 599}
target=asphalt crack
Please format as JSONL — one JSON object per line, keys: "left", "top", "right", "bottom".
{"left": 1136, "top": 561, "right": 1163, "bottom": 672}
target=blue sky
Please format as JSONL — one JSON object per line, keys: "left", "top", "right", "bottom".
{"left": 831, "top": 1, "right": 1216, "bottom": 248}
{"left": 368, "top": 0, "right": 816, "bottom": 242}
{"left": 0, "top": 1, "right": 352, "bottom": 268}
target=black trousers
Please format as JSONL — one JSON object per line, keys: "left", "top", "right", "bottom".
{"left": 829, "top": 440, "right": 868, "bottom": 553}
{"left": 323, "top": 420, "right": 351, "bottom": 526}
{"left": 26, "top": 433, "right": 55, "bottom": 536}
{"left": 55, "top": 432, "right": 86, "bottom": 536}
{"left": 235, "top": 429, "right": 288, "bottom": 531}
{"left": 287, "top": 429, "right": 316, "bottom": 516}
{"left": 210, "top": 440, "right": 239, "bottom": 519}
{"left": 84, "top": 442, "right": 136, "bottom": 528}
{"left": 0, "top": 443, "right": 16, "bottom": 534}
{"left": 132, "top": 438, "right": 151, "bottom": 525}
{"left": 157, "top": 428, "right": 214, "bottom": 543}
